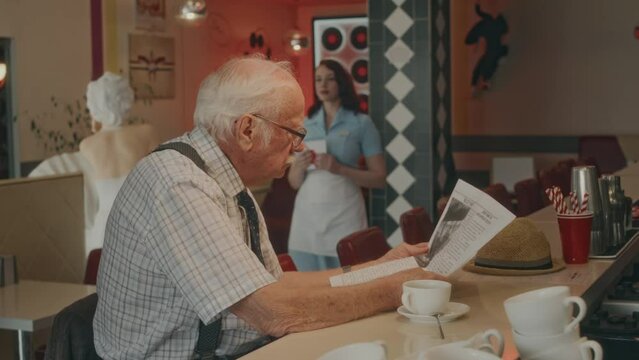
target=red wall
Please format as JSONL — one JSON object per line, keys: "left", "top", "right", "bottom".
{"left": 180, "top": 1, "right": 366, "bottom": 129}
{"left": 181, "top": 0, "right": 297, "bottom": 130}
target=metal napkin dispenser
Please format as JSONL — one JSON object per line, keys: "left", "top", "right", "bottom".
{"left": 0, "top": 254, "right": 18, "bottom": 287}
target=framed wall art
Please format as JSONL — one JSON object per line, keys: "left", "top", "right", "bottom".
{"left": 135, "top": 0, "right": 166, "bottom": 31}
{"left": 313, "top": 16, "right": 369, "bottom": 113}
{"left": 129, "top": 34, "right": 175, "bottom": 99}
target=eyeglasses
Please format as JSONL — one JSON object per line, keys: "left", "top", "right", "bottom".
{"left": 250, "top": 113, "right": 306, "bottom": 147}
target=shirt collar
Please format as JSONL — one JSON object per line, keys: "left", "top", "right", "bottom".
{"left": 187, "top": 126, "right": 245, "bottom": 197}
{"left": 330, "top": 106, "right": 346, "bottom": 128}
{"left": 310, "top": 106, "right": 344, "bottom": 129}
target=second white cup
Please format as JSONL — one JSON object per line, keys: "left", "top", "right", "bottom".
{"left": 512, "top": 326, "right": 580, "bottom": 359}
{"left": 527, "top": 337, "right": 602, "bottom": 360}
{"left": 401, "top": 280, "right": 451, "bottom": 315}
{"left": 504, "top": 286, "right": 586, "bottom": 336}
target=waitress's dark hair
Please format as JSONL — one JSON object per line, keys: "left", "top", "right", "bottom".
{"left": 307, "top": 59, "right": 360, "bottom": 117}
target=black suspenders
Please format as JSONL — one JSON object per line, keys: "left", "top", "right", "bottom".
{"left": 153, "top": 142, "right": 273, "bottom": 360}
{"left": 153, "top": 143, "right": 222, "bottom": 360}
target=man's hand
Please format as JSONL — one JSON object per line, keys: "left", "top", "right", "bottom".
{"left": 378, "top": 242, "right": 429, "bottom": 263}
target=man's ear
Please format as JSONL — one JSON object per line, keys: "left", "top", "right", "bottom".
{"left": 234, "top": 115, "right": 256, "bottom": 151}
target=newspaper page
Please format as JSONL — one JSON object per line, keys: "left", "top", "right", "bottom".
{"left": 329, "top": 179, "right": 516, "bottom": 287}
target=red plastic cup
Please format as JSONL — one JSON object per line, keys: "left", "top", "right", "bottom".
{"left": 557, "top": 212, "right": 593, "bottom": 264}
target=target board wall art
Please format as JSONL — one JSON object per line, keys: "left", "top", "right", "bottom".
{"left": 313, "top": 16, "right": 369, "bottom": 113}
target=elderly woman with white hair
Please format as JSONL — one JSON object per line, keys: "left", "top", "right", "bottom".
{"left": 80, "top": 72, "right": 159, "bottom": 256}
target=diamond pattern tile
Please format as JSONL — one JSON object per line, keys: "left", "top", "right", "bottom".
{"left": 386, "top": 102, "right": 415, "bottom": 132}
{"left": 388, "top": 227, "right": 404, "bottom": 247}
{"left": 386, "top": 133, "right": 415, "bottom": 163}
{"left": 386, "top": 182, "right": 399, "bottom": 206}
{"left": 436, "top": 11, "right": 446, "bottom": 33}
{"left": 437, "top": 73, "right": 446, "bottom": 98}
{"left": 385, "top": 71, "right": 414, "bottom": 101}
{"left": 437, "top": 136, "right": 447, "bottom": 157}
{"left": 438, "top": 165, "right": 447, "bottom": 188}
{"left": 384, "top": 7, "right": 414, "bottom": 39}
{"left": 385, "top": 40, "right": 414, "bottom": 69}
{"left": 392, "top": 0, "right": 406, "bottom": 6}
{"left": 387, "top": 195, "right": 412, "bottom": 223}
{"left": 387, "top": 165, "right": 416, "bottom": 194}
{"left": 436, "top": 42, "right": 446, "bottom": 66}
{"left": 437, "top": 105, "right": 447, "bottom": 128}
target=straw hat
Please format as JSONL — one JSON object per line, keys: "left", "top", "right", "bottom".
{"left": 463, "top": 218, "right": 565, "bottom": 276}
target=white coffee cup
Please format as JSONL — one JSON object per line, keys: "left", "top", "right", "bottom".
{"left": 512, "top": 326, "right": 580, "bottom": 359}
{"left": 504, "top": 286, "right": 586, "bottom": 335}
{"left": 423, "top": 346, "right": 501, "bottom": 360}
{"left": 432, "top": 329, "right": 504, "bottom": 356}
{"left": 401, "top": 280, "right": 452, "bottom": 315}
{"left": 318, "top": 341, "right": 386, "bottom": 360}
{"left": 527, "top": 338, "right": 602, "bottom": 360}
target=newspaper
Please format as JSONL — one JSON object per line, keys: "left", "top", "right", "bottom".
{"left": 330, "top": 179, "right": 516, "bottom": 287}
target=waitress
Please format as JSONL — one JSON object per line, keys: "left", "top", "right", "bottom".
{"left": 287, "top": 59, "right": 386, "bottom": 271}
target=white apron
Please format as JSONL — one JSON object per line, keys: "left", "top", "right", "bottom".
{"left": 288, "top": 170, "right": 367, "bottom": 256}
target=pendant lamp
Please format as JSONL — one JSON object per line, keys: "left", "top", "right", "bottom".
{"left": 176, "top": 0, "right": 208, "bottom": 26}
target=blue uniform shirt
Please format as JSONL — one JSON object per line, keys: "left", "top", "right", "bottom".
{"left": 304, "top": 107, "right": 382, "bottom": 167}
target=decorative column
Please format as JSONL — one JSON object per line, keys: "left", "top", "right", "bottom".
{"left": 369, "top": 0, "right": 455, "bottom": 244}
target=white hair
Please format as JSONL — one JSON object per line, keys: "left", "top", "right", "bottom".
{"left": 86, "top": 72, "right": 134, "bottom": 128}
{"left": 194, "top": 55, "right": 298, "bottom": 144}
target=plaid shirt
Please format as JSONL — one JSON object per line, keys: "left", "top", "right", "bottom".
{"left": 93, "top": 126, "right": 282, "bottom": 359}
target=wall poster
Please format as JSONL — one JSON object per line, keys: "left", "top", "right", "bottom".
{"left": 313, "top": 16, "right": 369, "bottom": 113}
{"left": 135, "top": 0, "right": 166, "bottom": 31}
{"left": 129, "top": 34, "right": 175, "bottom": 99}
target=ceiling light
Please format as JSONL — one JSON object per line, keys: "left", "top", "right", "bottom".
{"left": 284, "top": 29, "right": 309, "bottom": 56}
{"left": 176, "top": 0, "right": 208, "bottom": 26}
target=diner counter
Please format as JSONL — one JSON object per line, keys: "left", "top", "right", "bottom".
{"left": 241, "top": 162, "right": 639, "bottom": 360}
{"left": 241, "top": 261, "right": 621, "bottom": 360}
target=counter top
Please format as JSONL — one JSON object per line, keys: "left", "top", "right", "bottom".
{"left": 241, "top": 257, "right": 618, "bottom": 360}
{"left": 241, "top": 164, "right": 639, "bottom": 360}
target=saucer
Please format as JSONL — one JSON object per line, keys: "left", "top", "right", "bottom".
{"left": 397, "top": 302, "right": 470, "bottom": 324}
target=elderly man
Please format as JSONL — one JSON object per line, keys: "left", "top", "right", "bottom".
{"left": 93, "top": 56, "right": 441, "bottom": 359}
